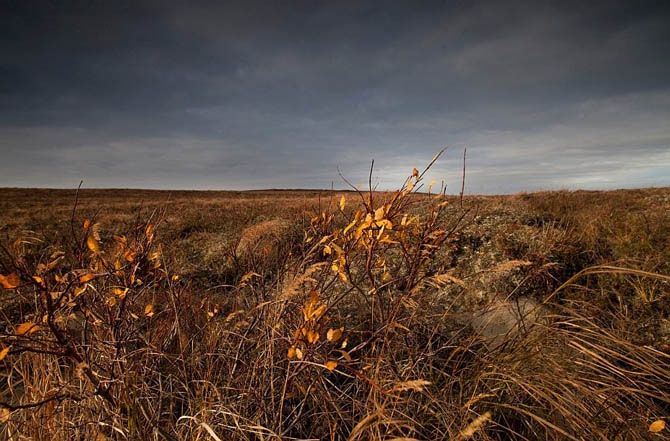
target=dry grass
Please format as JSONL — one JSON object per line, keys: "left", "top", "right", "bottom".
{"left": 0, "top": 174, "right": 669, "bottom": 440}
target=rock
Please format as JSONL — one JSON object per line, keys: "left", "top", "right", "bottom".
{"left": 469, "top": 297, "right": 544, "bottom": 347}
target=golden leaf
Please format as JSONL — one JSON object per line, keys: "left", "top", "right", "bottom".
{"left": 86, "top": 234, "right": 100, "bottom": 254}
{"left": 339, "top": 195, "right": 346, "bottom": 211}
{"left": 649, "top": 420, "right": 666, "bottom": 433}
{"left": 295, "top": 347, "right": 303, "bottom": 360}
{"left": 16, "top": 322, "right": 40, "bottom": 336}
{"left": 145, "top": 223, "right": 155, "bottom": 242}
{"left": 82, "top": 218, "right": 91, "bottom": 230}
{"left": 324, "top": 360, "right": 338, "bottom": 372}
{"left": 144, "top": 304, "right": 154, "bottom": 317}
{"left": 112, "top": 288, "right": 128, "bottom": 299}
{"left": 338, "top": 270, "right": 348, "bottom": 282}
{"left": 149, "top": 250, "right": 162, "bottom": 267}
{"left": 0, "top": 346, "right": 10, "bottom": 362}
{"left": 377, "top": 219, "right": 393, "bottom": 230}
{"left": 0, "top": 407, "right": 9, "bottom": 423}
{"left": 323, "top": 245, "right": 332, "bottom": 256}
{"left": 79, "top": 273, "right": 96, "bottom": 284}
{"left": 343, "top": 219, "right": 357, "bottom": 235}
{"left": 412, "top": 167, "right": 419, "bottom": 177}
{"left": 287, "top": 346, "right": 297, "bottom": 359}
{"left": 374, "top": 206, "right": 385, "bottom": 221}
{"left": 327, "top": 327, "right": 343, "bottom": 342}
{"left": 0, "top": 273, "right": 20, "bottom": 289}
{"left": 307, "top": 330, "right": 320, "bottom": 344}
{"left": 311, "top": 304, "right": 327, "bottom": 320}
{"left": 123, "top": 249, "right": 136, "bottom": 263}
{"left": 336, "top": 349, "right": 352, "bottom": 362}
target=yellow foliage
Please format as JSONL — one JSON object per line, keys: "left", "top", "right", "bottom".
{"left": 0, "top": 272, "right": 20, "bottom": 289}
{"left": 79, "top": 273, "right": 96, "bottom": 284}
{"left": 112, "top": 288, "right": 128, "bottom": 299}
{"left": 307, "top": 330, "right": 320, "bottom": 344}
{"left": 86, "top": 234, "right": 100, "bottom": 254}
{"left": 326, "top": 327, "right": 343, "bottom": 342}
{"left": 649, "top": 420, "right": 666, "bottom": 433}
{"left": 16, "top": 322, "right": 40, "bottom": 336}
{"left": 0, "top": 407, "right": 9, "bottom": 423}
{"left": 144, "top": 304, "right": 154, "bottom": 317}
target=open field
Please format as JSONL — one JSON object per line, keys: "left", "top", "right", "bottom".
{"left": 1, "top": 182, "right": 669, "bottom": 440}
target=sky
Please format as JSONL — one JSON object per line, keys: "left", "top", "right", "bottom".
{"left": 1, "top": 0, "right": 669, "bottom": 193}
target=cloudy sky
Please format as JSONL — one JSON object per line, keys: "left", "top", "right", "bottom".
{"left": 1, "top": 0, "right": 669, "bottom": 192}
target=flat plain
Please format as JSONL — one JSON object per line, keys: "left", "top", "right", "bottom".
{"left": 1, "top": 185, "right": 669, "bottom": 440}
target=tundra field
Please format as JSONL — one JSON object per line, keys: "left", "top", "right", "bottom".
{"left": 0, "top": 179, "right": 669, "bottom": 440}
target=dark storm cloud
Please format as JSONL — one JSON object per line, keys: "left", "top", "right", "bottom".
{"left": 1, "top": 0, "right": 669, "bottom": 191}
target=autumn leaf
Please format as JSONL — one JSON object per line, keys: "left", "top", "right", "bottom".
{"left": 86, "top": 234, "right": 100, "bottom": 254}
{"left": 79, "top": 273, "right": 96, "bottom": 284}
{"left": 0, "top": 407, "right": 9, "bottom": 423}
{"left": 374, "top": 206, "right": 385, "bottom": 221}
{"left": 287, "top": 346, "right": 297, "bottom": 359}
{"left": 46, "top": 251, "right": 65, "bottom": 271}
{"left": 144, "top": 304, "right": 154, "bottom": 317}
{"left": 73, "top": 285, "right": 87, "bottom": 297}
{"left": 327, "top": 327, "right": 343, "bottom": 342}
{"left": 412, "top": 167, "right": 419, "bottom": 177}
{"left": 0, "top": 273, "right": 20, "bottom": 289}
{"left": 649, "top": 420, "right": 666, "bottom": 433}
{"left": 324, "top": 360, "right": 338, "bottom": 372}
{"left": 123, "top": 249, "right": 136, "bottom": 263}
{"left": 339, "top": 195, "right": 346, "bottom": 211}
{"left": 145, "top": 223, "right": 155, "bottom": 242}
{"left": 16, "top": 322, "right": 40, "bottom": 336}
{"left": 306, "top": 329, "right": 320, "bottom": 344}
{"left": 112, "top": 288, "right": 128, "bottom": 299}
{"left": 0, "top": 346, "right": 10, "bottom": 362}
